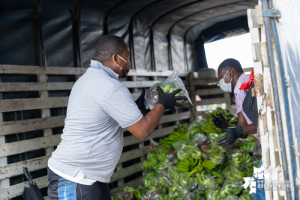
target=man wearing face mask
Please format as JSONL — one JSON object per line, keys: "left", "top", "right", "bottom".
{"left": 47, "top": 35, "right": 187, "bottom": 200}
{"left": 214, "top": 59, "right": 260, "bottom": 146}
{"left": 214, "top": 59, "right": 265, "bottom": 200}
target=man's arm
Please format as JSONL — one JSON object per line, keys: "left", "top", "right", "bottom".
{"left": 127, "top": 86, "right": 187, "bottom": 141}
{"left": 236, "top": 112, "right": 257, "bottom": 138}
{"left": 127, "top": 104, "right": 165, "bottom": 140}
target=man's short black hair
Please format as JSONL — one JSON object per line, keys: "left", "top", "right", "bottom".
{"left": 93, "top": 35, "right": 128, "bottom": 64}
{"left": 218, "top": 58, "right": 244, "bottom": 74}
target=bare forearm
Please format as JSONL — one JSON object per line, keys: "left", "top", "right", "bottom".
{"left": 142, "top": 103, "right": 165, "bottom": 138}
{"left": 241, "top": 124, "right": 257, "bottom": 138}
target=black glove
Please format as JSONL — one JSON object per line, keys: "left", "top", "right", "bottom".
{"left": 135, "top": 89, "right": 149, "bottom": 115}
{"left": 213, "top": 113, "right": 228, "bottom": 129}
{"left": 217, "top": 126, "right": 243, "bottom": 147}
{"left": 156, "top": 86, "right": 187, "bottom": 113}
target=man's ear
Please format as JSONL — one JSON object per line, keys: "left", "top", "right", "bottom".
{"left": 229, "top": 69, "right": 234, "bottom": 78}
{"left": 112, "top": 54, "right": 118, "bottom": 63}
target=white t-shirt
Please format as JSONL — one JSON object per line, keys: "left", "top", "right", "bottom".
{"left": 48, "top": 60, "right": 143, "bottom": 184}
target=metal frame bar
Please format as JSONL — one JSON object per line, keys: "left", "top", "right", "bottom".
{"left": 103, "top": 0, "right": 127, "bottom": 35}
{"left": 183, "top": 10, "right": 246, "bottom": 70}
{"left": 148, "top": 0, "right": 202, "bottom": 70}
{"left": 70, "top": 0, "right": 87, "bottom": 68}
{"left": 34, "top": 0, "right": 46, "bottom": 66}
{"left": 166, "top": 0, "right": 246, "bottom": 70}
{"left": 128, "top": 0, "right": 162, "bottom": 69}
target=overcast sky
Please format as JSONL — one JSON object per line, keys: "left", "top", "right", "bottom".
{"left": 204, "top": 33, "right": 253, "bottom": 72}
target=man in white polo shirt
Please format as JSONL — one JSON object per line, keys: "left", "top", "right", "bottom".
{"left": 47, "top": 35, "right": 187, "bottom": 200}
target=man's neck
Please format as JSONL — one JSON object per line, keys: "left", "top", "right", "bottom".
{"left": 232, "top": 72, "right": 243, "bottom": 91}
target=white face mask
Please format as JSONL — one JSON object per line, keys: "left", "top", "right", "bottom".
{"left": 219, "top": 70, "right": 232, "bottom": 92}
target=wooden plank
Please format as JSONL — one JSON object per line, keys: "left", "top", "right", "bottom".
{"left": 0, "top": 156, "right": 50, "bottom": 180}
{"left": 255, "top": 5, "right": 263, "bottom": 26}
{"left": 0, "top": 116, "right": 65, "bottom": 136}
{"left": 121, "top": 80, "right": 160, "bottom": 88}
{"left": 159, "top": 111, "right": 191, "bottom": 124}
{"left": 190, "top": 78, "right": 219, "bottom": 86}
{"left": 110, "top": 177, "right": 143, "bottom": 194}
{"left": 127, "top": 70, "right": 189, "bottom": 77}
{"left": 110, "top": 163, "right": 142, "bottom": 183}
{"left": 0, "top": 65, "right": 87, "bottom": 75}
{"left": 0, "top": 82, "right": 74, "bottom": 92}
{"left": 194, "top": 97, "right": 230, "bottom": 106}
{"left": 0, "top": 134, "right": 61, "bottom": 157}
{"left": 118, "top": 147, "right": 148, "bottom": 164}
{"left": 0, "top": 97, "right": 69, "bottom": 112}
{"left": 251, "top": 43, "right": 262, "bottom": 62}
{"left": 250, "top": 28, "right": 260, "bottom": 44}
{"left": 193, "top": 88, "right": 224, "bottom": 96}
{"left": 123, "top": 126, "right": 175, "bottom": 147}
{"left": 0, "top": 65, "right": 190, "bottom": 77}
{"left": 243, "top": 67, "right": 254, "bottom": 72}
{"left": 0, "top": 93, "right": 149, "bottom": 111}
{"left": 0, "top": 176, "right": 48, "bottom": 200}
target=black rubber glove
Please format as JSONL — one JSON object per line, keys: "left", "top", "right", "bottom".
{"left": 217, "top": 126, "right": 243, "bottom": 147}
{"left": 156, "top": 86, "right": 187, "bottom": 113}
{"left": 212, "top": 113, "right": 228, "bottom": 129}
{"left": 135, "top": 89, "right": 150, "bottom": 115}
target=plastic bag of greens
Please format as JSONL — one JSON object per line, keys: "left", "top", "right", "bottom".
{"left": 202, "top": 148, "right": 225, "bottom": 169}
{"left": 143, "top": 173, "right": 171, "bottom": 189}
{"left": 223, "top": 195, "right": 239, "bottom": 200}
{"left": 187, "top": 117, "right": 203, "bottom": 130}
{"left": 142, "top": 157, "right": 158, "bottom": 172}
{"left": 144, "top": 71, "right": 192, "bottom": 110}
{"left": 206, "top": 186, "right": 221, "bottom": 200}
{"left": 177, "top": 144, "right": 202, "bottom": 160}
{"left": 226, "top": 149, "right": 251, "bottom": 166}
{"left": 238, "top": 193, "right": 253, "bottom": 200}
{"left": 184, "top": 192, "right": 206, "bottom": 200}
{"left": 168, "top": 183, "right": 189, "bottom": 199}
{"left": 252, "top": 142, "right": 262, "bottom": 157}
{"left": 187, "top": 126, "right": 209, "bottom": 146}
{"left": 196, "top": 169, "right": 223, "bottom": 189}
{"left": 142, "top": 190, "right": 164, "bottom": 200}
{"left": 220, "top": 179, "right": 244, "bottom": 198}
{"left": 245, "top": 160, "right": 260, "bottom": 174}
{"left": 223, "top": 165, "right": 250, "bottom": 182}
{"left": 113, "top": 187, "right": 135, "bottom": 200}
{"left": 134, "top": 186, "right": 146, "bottom": 200}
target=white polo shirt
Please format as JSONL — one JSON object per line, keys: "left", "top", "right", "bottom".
{"left": 48, "top": 60, "right": 143, "bottom": 184}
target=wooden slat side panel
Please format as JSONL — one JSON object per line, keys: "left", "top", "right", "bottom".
{"left": 0, "top": 82, "right": 75, "bottom": 92}
{"left": 0, "top": 65, "right": 87, "bottom": 75}
{"left": 190, "top": 78, "right": 220, "bottom": 86}
{"left": 0, "top": 156, "right": 50, "bottom": 180}
{"left": 0, "top": 116, "right": 65, "bottom": 136}
{"left": 0, "top": 65, "right": 189, "bottom": 78}
{"left": 0, "top": 135, "right": 61, "bottom": 157}
{"left": 110, "top": 163, "right": 142, "bottom": 182}
{"left": 193, "top": 88, "right": 224, "bottom": 96}
{"left": 0, "top": 97, "right": 69, "bottom": 112}
{"left": 123, "top": 126, "right": 175, "bottom": 147}
{"left": 0, "top": 176, "right": 48, "bottom": 200}
{"left": 0, "top": 81, "right": 189, "bottom": 91}
{"left": 118, "top": 147, "right": 148, "bottom": 164}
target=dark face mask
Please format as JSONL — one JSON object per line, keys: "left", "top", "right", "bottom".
{"left": 114, "top": 55, "right": 131, "bottom": 78}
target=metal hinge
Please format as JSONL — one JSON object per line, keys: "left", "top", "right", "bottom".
{"left": 263, "top": 9, "right": 281, "bottom": 18}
